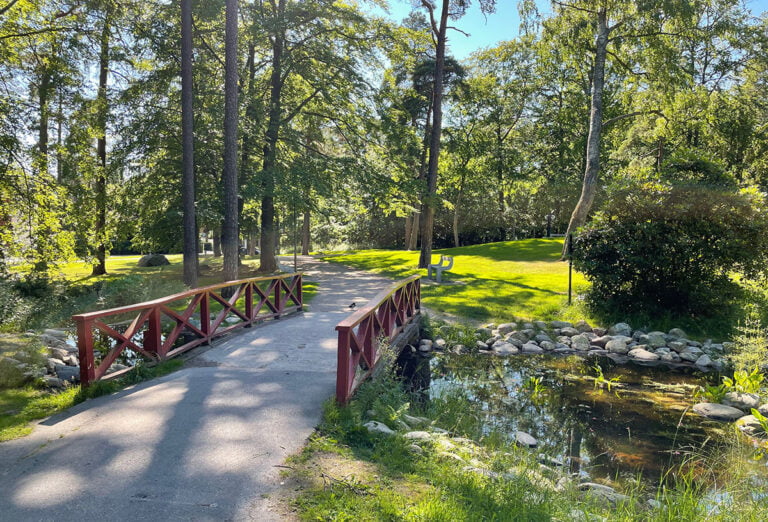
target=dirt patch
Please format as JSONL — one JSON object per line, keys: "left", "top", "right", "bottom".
{"left": 266, "top": 450, "right": 380, "bottom": 519}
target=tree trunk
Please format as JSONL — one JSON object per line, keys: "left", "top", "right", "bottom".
{"left": 408, "top": 213, "right": 419, "bottom": 250}
{"left": 562, "top": 7, "right": 608, "bottom": 258}
{"left": 418, "top": 0, "right": 449, "bottom": 269}
{"left": 404, "top": 214, "right": 412, "bottom": 250}
{"left": 91, "top": 11, "right": 111, "bottom": 276}
{"left": 221, "top": 0, "right": 239, "bottom": 283}
{"left": 38, "top": 69, "right": 51, "bottom": 176}
{"left": 56, "top": 89, "right": 63, "bottom": 182}
{"left": 301, "top": 209, "right": 310, "bottom": 255}
{"left": 258, "top": 0, "right": 286, "bottom": 273}
{"left": 248, "top": 230, "right": 257, "bottom": 256}
{"left": 213, "top": 227, "right": 221, "bottom": 257}
{"left": 181, "top": 0, "right": 198, "bottom": 287}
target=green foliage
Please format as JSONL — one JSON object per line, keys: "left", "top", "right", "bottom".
{"left": 723, "top": 368, "right": 765, "bottom": 395}
{"left": 696, "top": 383, "right": 729, "bottom": 403}
{"left": 730, "top": 306, "right": 768, "bottom": 374}
{"left": 573, "top": 182, "right": 768, "bottom": 320}
{"left": 750, "top": 408, "right": 768, "bottom": 434}
{"left": 592, "top": 364, "right": 621, "bottom": 393}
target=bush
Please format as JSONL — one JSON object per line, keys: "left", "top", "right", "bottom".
{"left": 573, "top": 183, "right": 768, "bottom": 318}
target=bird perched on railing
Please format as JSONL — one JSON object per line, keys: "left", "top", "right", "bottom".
{"left": 348, "top": 302, "right": 356, "bottom": 309}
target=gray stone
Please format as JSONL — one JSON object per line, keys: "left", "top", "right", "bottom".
{"left": 647, "top": 499, "right": 663, "bottom": 510}
{"left": 39, "top": 334, "right": 69, "bottom": 349}
{"left": 709, "top": 344, "right": 724, "bottom": 352}
{"left": 485, "top": 337, "right": 498, "bottom": 348}
{"left": 668, "top": 328, "right": 687, "bottom": 339}
{"left": 434, "top": 339, "right": 447, "bottom": 350}
{"left": 522, "top": 342, "right": 544, "bottom": 354}
{"left": 46, "top": 357, "right": 65, "bottom": 372}
{"left": 534, "top": 333, "right": 553, "bottom": 343}
{"left": 493, "top": 342, "right": 519, "bottom": 355}
{"left": 646, "top": 331, "right": 667, "bottom": 348}
{"left": 668, "top": 341, "right": 687, "bottom": 353}
{"left": 497, "top": 323, "right": 517, "bottom": 335}
{"left": 559, "top": 327, "right": 580, "bottom": 337}
{"left": 534, "top": 320, "right": 548, "bottom": 330}
{"left": 571, "top": 334, "right": 591, "bottom": 351}
{"left": 628, "top": 348, "right": 659, "bottom": 361}
{"left": 364, "top": 421, "right": 394, "bottom": 436}
{"left": 64, "top": 354, "right": 78, "bottom": 366}
{"left": 554, "top": 344, "right": 572, "bottom": 353}
{"left": 722, "top": 342, "right": 734, "bottom": 352}
{"left": 632, "top": 330, "right": 646, "bottom": 341}
{"left": 137, "top": 253, "right": 170, "bottom": 267}
{"left": 408, "top": 444, "right": 424, "bottom": 455}
{"left": 418, "top": 344, "right": 433, "bottom": 353}
{"left": 42, "top": 375, "right": 65, "bottom": 388}
{"left": 607, "top": 322, "right": 632, "bottom": 337}
{"left": 591, "top": 335, "right": 612, "bottom": 348}
{"left": 550, "top": 321, "right": 572, "bottom": 329}
{"left": 606, "top": 338, "right": 629, "bottom": 354}
{"left": 578, "top": 483, "right": 629, "bottom": 506}
{"left": 592, "top": 327, "right": 607, "bottom": 336}
{"left": 736, "top": 414, "right": 765, "bottom": 433}
{"left": 695, "top": 354, "right": 713, "bottom": 367}
{"left": 225, "top": 316, "right": 241, "bottom": 324}
{"left": 48, "top": 347, "right": 70, "bottom": 360}
{"left": 660, "top": 352, "right": 681, "bottom": 363}
{"left": 403, "top": 414, "right": 429, "bottom": 427}
{"left": 508, "top": 331, "right": 530, "bottom": 343}
{"left": 506, "top": 337, "right": 523, "bottom": 348}
{"left": 475, "top": 327, "right": 493, "bottom": 338}
{"left": 556, "top": 336, "right": 572, "bottom": 345}
{"left": 43, "top": 328, "right": 69, "bottom": 340}
{"left": 55, "top": 365, "right": 80, "bottom": 382}
{"left": 404, "top": 431, "right": 432, "bottom": 440}
{"left": 722, "top": 392, "right": 760, "bottom": 412}
{"left": 685, "top": 346, "right": 703, "bottom": 355}
{"left": 693, "top": 402, "right": 745, "bottom": 421}
{"left": 419, "top": 339, "right": 433, "bottom": 347}
{"left": 679, "top": 351, "right": 699, "bottom": 363}
{"left": 575, "top": 320, "right": 593, "bottom": 333}
{"left": 476, "top": 341, "right": 489, "bottom": 350}
{"left": 687, "top": 340, "right": 702, "bottom": 348}
{"left": 539, "top": 341, "right": 556, "bottom": 351}
{"left": 522, "top": 322, "right": 535, "bottom": 330}
{"left": 759, "top": 404, "right": 768, "bottom": 416}
{"left": 514, "top": 431, "right": 538, "bottom": 447}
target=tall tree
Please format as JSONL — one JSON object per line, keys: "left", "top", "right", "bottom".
{"left": 221, "top": 0, "right": 239, "bottom": 282}
{"left": 181, "top": 0, "right": 197, "bottom": 286}
{"left": 91, "top": 2, "right": 112, "bottom": 275}
{"left": 416, "top": 0, "right": 495, "bottom": 268}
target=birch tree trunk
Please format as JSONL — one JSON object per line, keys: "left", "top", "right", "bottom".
{"left": 181, "top": 0, "right": 198, "bottom": 287}
{"left": 221, "top": 0, "right": 239, "bottom": 282}
{"left": 562, "top": 7, "right": 608, "bottom": 257}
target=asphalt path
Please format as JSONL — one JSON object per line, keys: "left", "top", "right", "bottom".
{"left": 0, "top": 256, "right": 394, "bottom": 521}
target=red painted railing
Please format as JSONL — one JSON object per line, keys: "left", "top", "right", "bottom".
{"left": 73, "top": 273, "right": 302, "bottom": 386}
{"left": 335, "top": 275, "right": 420, "bottom": 404}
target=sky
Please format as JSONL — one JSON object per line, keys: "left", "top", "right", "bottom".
{"left": 377, "top": 0, "right": 768, "bottom": 60}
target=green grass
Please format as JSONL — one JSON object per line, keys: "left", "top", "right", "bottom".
{"left": 0, "top": 359, "right": 184, "bottom": 442}
{"left": 322, "top": 239, "right": 589, "bottom": 324}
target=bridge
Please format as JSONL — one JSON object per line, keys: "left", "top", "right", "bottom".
{"left": 0, "top": 257, "right": 420, "bottom": 521}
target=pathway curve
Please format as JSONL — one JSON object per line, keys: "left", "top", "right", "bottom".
{"left": 0, "top": 256, "right": 395, "bottom": 521}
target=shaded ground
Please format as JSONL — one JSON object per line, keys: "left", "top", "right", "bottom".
{"left": 0, "top": 256, "right": 393, "bottom": 521}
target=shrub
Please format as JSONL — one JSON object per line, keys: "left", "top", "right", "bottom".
{"left": 573, "top": 183, "right": 768, "bottom": 317}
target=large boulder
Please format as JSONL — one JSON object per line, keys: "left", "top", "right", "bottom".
{"left": 693, "top": 403, "right": 744, "bottom": 421}
{"left": 722, "top": 392, "right": 760, "bottom": 412}
{"left": 607, "top": 322, "right": 632, "bottom": 337}
{"left": 138, "top": 254, "right": 170, "bottom": 267}
{"left": 571, "top": 334, "right": 591, "bottom": 351}
{"left": 646, "top": 331, "right": 668, "bottom": 348}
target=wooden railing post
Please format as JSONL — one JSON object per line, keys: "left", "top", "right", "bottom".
{"left": 144, "top": 308, "right": 162, "bottom": 357}
{"left": 76, "top": 317, "right": 96, "bottom": 386}
{"left": 336, "top": 328, "right": 353, "bottom": 404}
{"left": 245, "top": 282, "right": 254, "bottom": 325}
{"left": 274, "top": 279, "right": 283, "bottom": 318}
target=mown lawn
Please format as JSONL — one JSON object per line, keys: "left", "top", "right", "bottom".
{"left": 322, "top": 239, "right": 589, "bottom": 324}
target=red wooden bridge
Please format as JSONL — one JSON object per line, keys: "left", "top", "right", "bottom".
{"left": 73, "top": 271, "right": 420, "bottom": 404}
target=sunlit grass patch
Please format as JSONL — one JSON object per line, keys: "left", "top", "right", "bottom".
{"left": 322, "top": 238, "right": 588, "bottom": 323}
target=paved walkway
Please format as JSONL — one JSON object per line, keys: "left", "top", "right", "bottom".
{"left": 0, "top": 257, "right": 394, "bottom": 521}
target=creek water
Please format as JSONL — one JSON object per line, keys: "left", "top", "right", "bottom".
{"left": 427, "top": 353, "right": 746, "bottom": 486}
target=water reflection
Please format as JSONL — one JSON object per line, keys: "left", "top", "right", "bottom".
{"left": 428, "top": 353, "right": 725, "bottom": 485}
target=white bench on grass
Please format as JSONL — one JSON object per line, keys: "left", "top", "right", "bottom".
{"left": 428, "top": 255, "right": 454, "bottom": 283}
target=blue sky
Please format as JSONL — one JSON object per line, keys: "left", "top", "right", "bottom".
{"left": 379, "top": 0, "right": 768, "bottom": 60}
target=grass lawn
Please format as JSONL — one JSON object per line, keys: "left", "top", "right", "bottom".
{"left": 322, "top": 238, "right": 589, "bottom": 324}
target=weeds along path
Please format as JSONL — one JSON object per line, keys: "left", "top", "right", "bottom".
{"left": 0, "top": 256, "right": 394, "bottom": 521}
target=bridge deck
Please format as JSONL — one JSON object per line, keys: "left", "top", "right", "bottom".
{"left": 0, "top": 256, "right": 394, "bottom": 521}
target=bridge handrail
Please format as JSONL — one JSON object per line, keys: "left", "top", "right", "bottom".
{"left": 73, "top": 272, "right": 303, "bottom": 386}
{"left": 335, "top": 275, "right": 420, "bottom": 404}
